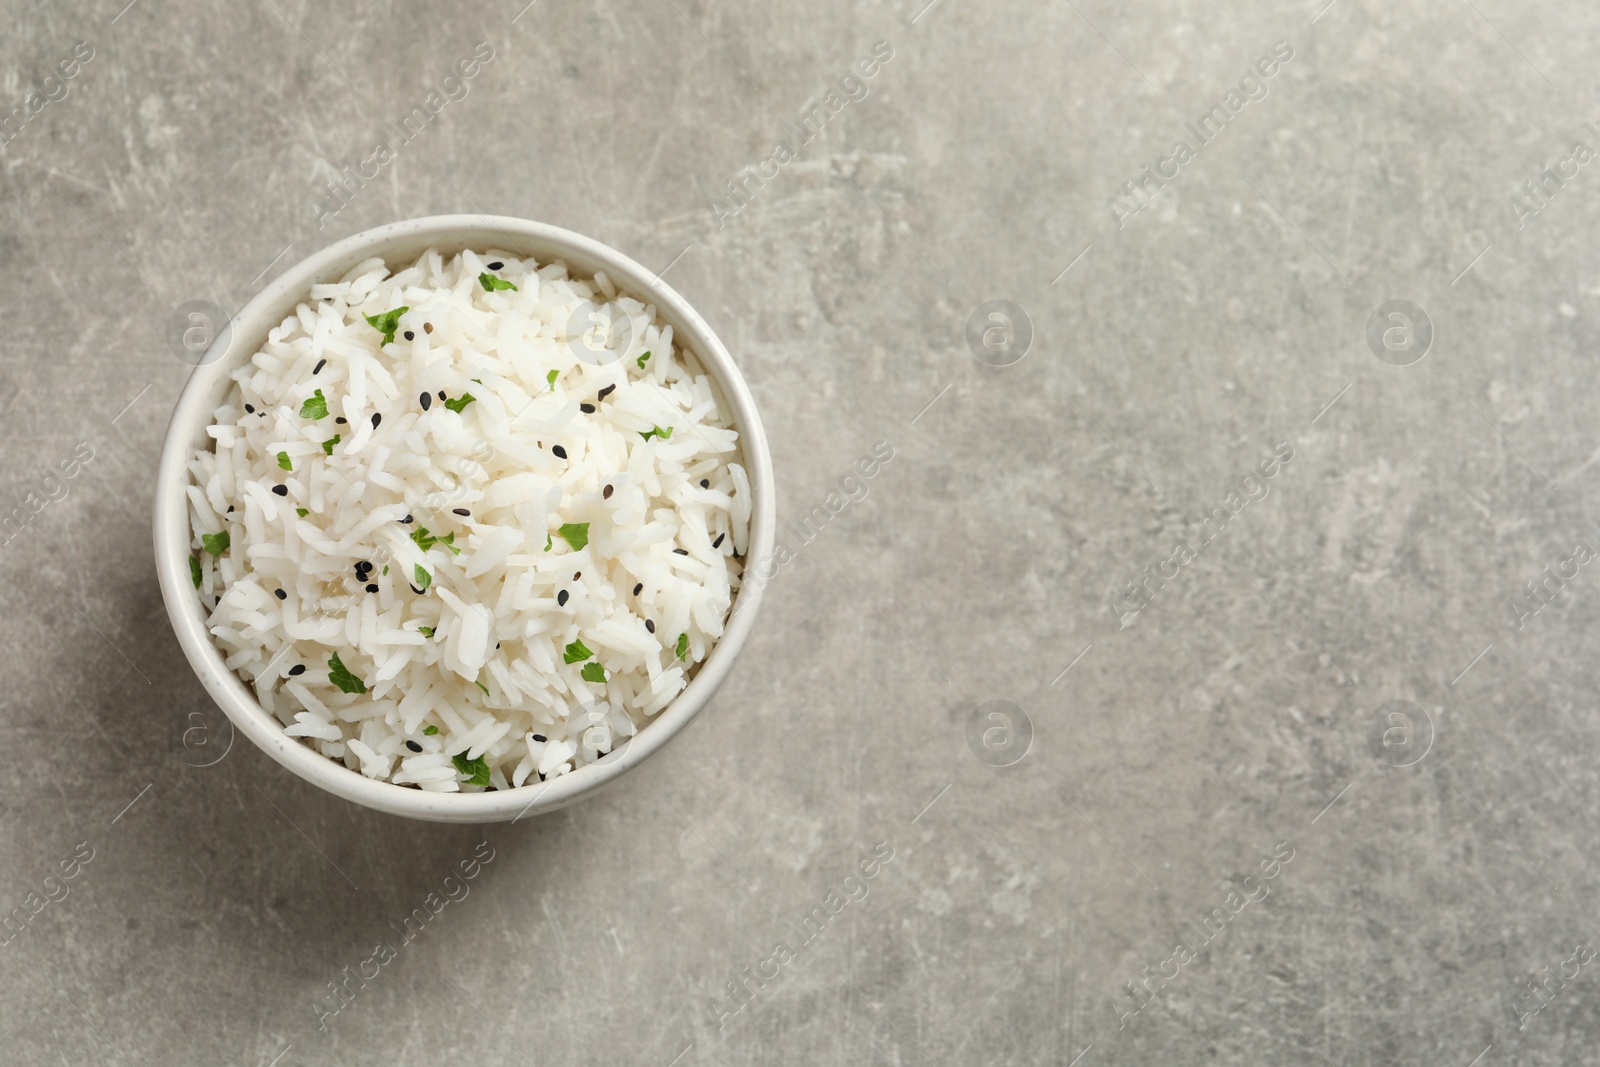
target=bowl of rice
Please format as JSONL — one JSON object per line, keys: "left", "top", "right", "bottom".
{"left": 154, "top": 216, "right": 774, "bottom": 823}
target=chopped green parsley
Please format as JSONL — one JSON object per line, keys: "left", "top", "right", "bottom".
{"left": 410, "top": 526, "right": 459, "bottom": 554}
{"left": 452, "top": 751, "right": 491, "bottom": 786}
{"left": 328, "top": 651, "right": 367, "bottom": 694}
{"left": 363, "top": 306, "right": 409, "bottom": 345}
{"left": 299, "top": 388, "right": 328, "bottom": 420}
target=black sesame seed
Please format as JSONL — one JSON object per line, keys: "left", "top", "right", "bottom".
{"left": 335, "top": 416, "right": 347, "bottom": 424}
{"left": 495, "top": 642, "right": 501, "bottom": 649}
{"left": 602, "top": 484, "right": 613, "bottom": 499}
{"left": 645, "top": 619, "right": 655, "bottom": 634}
{"left": 371, "top": 413, "right": 381, "bottom": 428}
{"left": 532, "top": 734, "right": 547, "bottom": 743}
{"left": 403, "top": 330, "right": 414, "bottom": 341}
{"left": 401, "top": 514, "right": 414, "bottom": 524}
{"left": 288, "top": 664, "right": 306, "bottom": 676}
{"left": 420, "top": 392, "right": 432, "bottom": 411}
{"left": 411, "top": 584, "right": 426, "bottom": 594}
{"left": 405, "top": 740, "right": 423, "bottom": 752}
{"left": 673, "top": 548, "right": 688, "bottom": 556}
{"left": 487, "top": 261, "right": 503, "bottom": 270}
{"left": 313, "top": 359, "right": 326, "bottom": 374}
{"left": 573, "top": 571, "right": 581, "bottom": 580}
{"left": 423, "top": 322, "right": 433, "bottom": 334}
{"left": 272, "top": 485, "right": 289, "bottom": 497}
{"left": 557, "top": 590, "right": 569, "bottom": 607}
{"left": 366, "top": 583, "right": 379, "bottom": 593}
{"left": 712, "top": 533, "right": 725, "bottom": 548}
{"left": 580, "top": 403, "right": 596, "bottom": 414}
{"left": 552, "top": 445, "right": 567, "bottom": 459}
{"left": 453, "top": 508, "right": 470, "bottom": 516}
{"left": 226, "top": 505, "right": 234, "bottom": 514}
{"left": 275, "top": 588, "right": 287, "bottom": 600}
{"left": 597, "top": 385, "right": 616, "bottom": 400}
{"left": 244, "top": 404, "right": 255, "bottom": 414}
{"left": 438, "top": 390, "right": 446, "bottom": 401}
{"left": 633, "top": 583, "right": 643, "bottom": 596}
{"left": 700, "top": 479, "right": 710, "bottom": 488}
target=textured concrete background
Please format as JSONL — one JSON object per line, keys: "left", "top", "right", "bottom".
{"left": 4, "top": 0, "right": 1600, "bottom": 1063}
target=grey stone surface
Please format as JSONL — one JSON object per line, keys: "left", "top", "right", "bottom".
{"left": 3, "top": 0, "right": 1600, "bottom": 1063}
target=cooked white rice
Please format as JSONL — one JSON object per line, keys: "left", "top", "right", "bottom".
{"left": 186, "top": 248, "right": 748, "bottom": 791}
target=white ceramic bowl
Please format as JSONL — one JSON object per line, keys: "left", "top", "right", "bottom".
{"left": 153, "top": 215, "right": 774, "bottom": 823}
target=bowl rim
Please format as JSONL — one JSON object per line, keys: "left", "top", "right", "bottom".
{"left": 153, "top": 214, "right": 774, "bottom": 823}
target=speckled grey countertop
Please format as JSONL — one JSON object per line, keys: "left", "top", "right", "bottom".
{"left": 4, "top": 0, "right": 1600, "bottom": 1064}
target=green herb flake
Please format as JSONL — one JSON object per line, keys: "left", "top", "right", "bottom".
{"left": 676, "top": 632, "right": 689, "bottom": 660}
{"left": 639, "top": 426, "right": 674, "bottom": 442}
{"left": 411, "top": 526, "right": 463, "bottom": 557}
{"left": 321, "top": 435, "right": 340, "bottom": 455}
{"left": 295, "top": 507, "right": 309, "bottom": 517}
{"left": 382, "top": 565, "right": 388, "bottom": 575}
{"left": 544, "top": 533, "right": 553, "bottom": 552}
{"left": 299, "top": 388, "right": 329, "bottom": 420}
{"left": 443, "top": 392, "right": 477, "bottom": 414}
{"left": 563, "top": 639, "right": 593, "bottom": 664}
{"left": 327, "top": 651, "right": 367, "bottom": 695}
{"left": 414, "top": 564, "right": 432, "bottom": 592}
{"left": 452, "top": 751, "right": 492, "bottom": 786}
{"left": 474, "top": 680, "right": 490, "bottom": 696}
{"left": 636, "top": 350, "right": 652, "bottom": 370}
{"left": 580, "top": 661, "right": 607, "bottom": 684}
{"left": 547, "top": 369, "right": 559, "bottom": 388}
{"left": 276, "top": 451, "right": 292, "bottom": 471}
{"left": 478, "top": 272, "right": 518, "bottom": 293}
{"left": 557, "top": 522, "right": 590, "bottom": 551}
{"left": 363, "top": 306, "right": 409, "bottom": 345}
{"left": 201, "top": 531, "right": 230, "bottom": 556}
{"left": 419, "top": 626, "right": 434, "bottom": 638}
{"left": 189, "top": 555, "right": 202, "bottom": 589}
{"left": 423, "top": 724, "right": 439, "bottom": 735}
